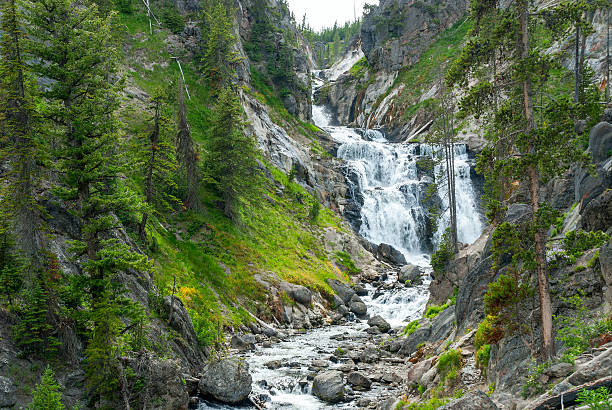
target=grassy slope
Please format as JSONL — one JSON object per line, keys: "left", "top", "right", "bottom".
{"left": 118, "top": 9, "right": 347, "bottom": 347}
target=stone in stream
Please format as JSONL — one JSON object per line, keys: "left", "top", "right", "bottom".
{"left": 199, "top": 358, "right": 252, "bottom": 404}
{"left": 398, "top": 264, "right": 422, "bottom": 286}
{"left": 376, "top": 243, "right": 407, "bottom": 266}
{"left": 353, "top": 283, "right": 368, "bottom": 296}
{"left": 329, "top": 279, "right": 356, "bottom": 304}
{"left": 367, "top": 315, "right": 391, "bottom": 333}
{"left": 349, "top": 300, "right": 368, "bottom": 317}
{"left": 359, "top": 346, "right": 380, "bottom": 364}
{"left": 230, "top": 334, "right": 255, "bottom": 351}
{"left": 312, "top": 370, "right": 345, "bottom": 403}
{"left": 347, "top": 371, "right": 372, "bottom": 391}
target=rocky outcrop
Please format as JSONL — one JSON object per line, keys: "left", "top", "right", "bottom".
{"left": 312, "top": 370, "right": 345, "bottom": 403}
{"left": 0, "top": 377, "right": 16, "bottom": 409}
{"left": 361, "top": 0, "right": 467, "bottom": 73}
{"left": 199, "top": 358, "right": 252, "bottom": 404}
{"left": 439, "top": 390, "right": 498, "bottom": 410}
{"left": 376, "top": 243, "right": 408, "bottom": 266}
{"left": 368, "top": 315, "right": 392, "bottom": 333}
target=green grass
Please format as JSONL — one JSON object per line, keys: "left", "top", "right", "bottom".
{"left": 403, "top": 320, "right": 421, "bottom": 336}
{"left": 424, "top": 302, "right": 449, "bottom": 319}
{"left": 349, "top": 56, "right": 370, "bottom": 80}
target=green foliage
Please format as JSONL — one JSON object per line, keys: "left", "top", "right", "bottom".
{"left": 554, "top": 292, "right": 612, "bottom": 363}
{"left": 425, "top": 302, "right": 449, "bottom": 319}
{"left": 161, "top": 6, "right": 185, "bottom": 34}
{"left": 475, "top": 344, "right": 491, "bottom": 374}
{"left": 309, "top": 193, "right": 321, "bottom": 222}
{"left": 437, "top": 349, "right": 462, "bottom": 382}
{"left": 474, "top": 315, "right": 505, "bottom": 351}
{"left": 334, "top": 251, "right": 360, "bottom": 275}
{"left": 349, "top": 57, "right": 370, "bottom": 80}
{"left": 431, "top": 229, "right": 454, "bottom": 277}
{"left": 0, "top": 235, "right": 23, "bottom": 305}
{"left": 201, "top": 0, "right": 239, "bottom": 87}
{"left": 28, "top": 366, "right": 64, "bottom": 410}
{"left": 522, "top": 360, "right": 552, "bottom": 398}
{"left": 563, "top": 230, "right": 610, "bottom": 260}
{"left": 401, "top": 397, "right": 450, "bottom": 410}
{"left": 206, "top": 86, "right": 262, "bottom": 221}
{"left": 576, "top": 387, "right": 612, "bottom": 410}
{"left": 403, "top": 320, "right": 421, "bottom": 336}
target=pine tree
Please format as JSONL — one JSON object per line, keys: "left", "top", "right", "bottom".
{"left": 0, "top": 233, "right": 23, "bottom": 305}
{"left": 202, "top": 0, "right": 239, "bottom": 87}
{"left": 28, "top": 366, "right": 64, "bottom": 410}
{"left": 136, "top": 88, "right": 180, "bottom": 241}
{"left": 176, "top": 77, "right": 201, "bottom": 210}
{"left": 207, "top": 86, "right": 261, "bottom": 220}
{"left": 0, "top": 0, "right": 43, "bottom": 273}
{"left": 447, "top": 0, "right": 599, "bottom": 360}
{"left": 24, "top": 0, "right": 150, "bottom": 393}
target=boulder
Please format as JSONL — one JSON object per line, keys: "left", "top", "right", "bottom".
{"left": 581, "top": 189, "right": 612, "bottom": 233}
{"left": 230, "top": 334, "right": 256, "bottom": 351}
{"left": 312, "top": 371, "right": 345, "bottom": 403}
{"left": 589, "top": 122, "right": 612, "bottom": 163}
{"left": 280, "top": 282, "right": 312, "bottom": 306}
{"left": 392, "top": 326, "right": 431, "bottom": 356}
{"left": 406, "top": 358, "right": 434, "bottom": 385}
{"left": 347, "top": 371, "right": 372, "bottom": 391}
{"left": 438, "top": 391, "right": 498, "bottom": 409}
{"left": 199, "top": 358, "right": 252, "bottom": 404}
{"left": 0, "top": 377, "right": 16, "bottom": 408}
{"left": 544, "top": 362, "right": 574, "bottom": 379}
{"left": 367, "top": 315, "right": 391, "bottom": 333}
{"left": 568, "top": 345, "right": 612, "bottom": 385}
{"left": 399, "top": 264, "right": 422, "bottom": 285}
{"left": 353, "top": 283, "right": 368, "bottom": 296}
{"left": 349, "top": 300, "right": 368, "bottom": 317}
{"left": 329, "top": 279, "right": 356, "bottom": 304}
{"left": 376, "top": 243, "right": 407, "bottom": 266}
{"left": 360, "top": 346, "right": 380, "bottom": 364}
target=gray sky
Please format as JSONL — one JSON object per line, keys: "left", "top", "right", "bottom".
{"left": 286, "top": 0, "right": 377, "bottom": 31}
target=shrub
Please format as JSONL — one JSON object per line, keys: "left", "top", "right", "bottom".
{"left": 309, "top": 193, "right": 320, "bottom": 222}
{"left": 425, "top": 302, "right": 449, "bottom": 319}
{"left": 161, "top": 7, "right": 185, "bottom": 34}
{"left": 563, "top": 230, "right": 609, "bottom": 259}
{"left": 28, "top": 366, "right": 64, "bottom": 410}
{"left": 334, "top": 251, "right": 361, "bottom": 275}
{"left": 474, "top": 315, "right": 505, "bottom": 350}
{"left": 475, "top": 344, "right": 491, "bottom": 374}
{"left": 403, "top": 320, "right": 420, "bottom": 336}
{"left": 437, "top": 349, "right": 462, "bottom": 381}
{"left": 431, "top": 229, "right": 454, "bottom": 276}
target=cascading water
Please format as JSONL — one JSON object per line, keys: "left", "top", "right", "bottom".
{"left": 199, "top": 68, "right": 484, "bottom": 410}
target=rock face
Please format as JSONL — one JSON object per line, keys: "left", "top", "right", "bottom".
{"left": 438, "top": 390, "right": 498, "bottom": 410}
{"left": 312, "top": 371, "right": 345, "bottom": 403}
{"left": 589, "top": 121, "right": 612, "bottom": 163}
{"left": 0, "top": 376, "right": 16, "bottom": 408}
{"left": 199, "top": 358, "right": 252, "bottom": 404}
{"left": 361, "top": 0, "right": 468, "bottom": 72}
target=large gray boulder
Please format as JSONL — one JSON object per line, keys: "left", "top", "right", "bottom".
{"left": 349, "top": 294, "right": 368, "bottom": 317}
{"left": 347, "top": 371, "right": 372, "bottom": 391}
{"left": 367, "top": 315, "right": 391, "bottom": 333}
{"left": 0, "top": 377, "right": 16, "bottom": 408}
{"left": 199, "top": 358, "right": 252, "bottom": 404}
{"left": 312, "top": 371, "right": 345, "bottom": 403}
{"left": 329, "top": 279, "right": 356, "bottom": 304}
{"left": 376, "top": 243, "right": 407, "bottom": 266}
{"left": 399, "top": 264, "right": 422, "bottom": 285}
{"left": 581, "top": 189, "right": 612, "bottom": 233}
{"left": 438, "top": 390, "right": 498, "bottom": 409}
{"left": 230, "top": 334, "right": 256, "bottom": 351}
{"left": 390, "top": 326, "right": 431, "bottom": 357}
{"left": 280, "top": 282, "right": 312, "bottom": 306}
{"left": 589, "top": 122, "right": 612, "bottom": 163}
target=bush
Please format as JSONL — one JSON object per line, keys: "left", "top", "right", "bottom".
{"left": 162, "top": 7, "right": 185, "bottom": 34}
{"left": 403, "top": 320, "right": 420, "bottom": 336}
{"left": 437, "top": 349, "right": 462, "bottom": 382}
{"left": 563, "top": 230, "right": 609, "bottom": 259}
{"left": 474, "top": 315, "right": 505, "bottom": 350}
{"left": 475, "top": 344, "right": 491, "bottom": 374}
{"left": 28, "top": 367, "right": 64, "bottom": 410}
{"left": 309, "top": 193, "right": 321, "bottom": 222}
{"left": 431, "top": 229, "right": 454, "bottom": 276}
{"left": 334, "top": 251, "right": 361, "bottom": 275}
{"left": 425, "top": 302, "right": 449, "bottom": 319}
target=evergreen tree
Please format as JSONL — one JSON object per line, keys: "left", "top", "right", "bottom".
{"left": 136, "top": 88, "right": 180, "bottom": 241}
{"left": 28, "top": 366, "right": 64, "bottom": 410}
{"left": 202, "top": 0, "right": 239, "bottom": 87}
{"left": 447, "top": 0, "right": 599, "bottom": 360}
{"left": 0, "top": 0, "right": 44, "bottom": 272}
{"left": 0, "top": 233, "right": 23, "bottom": 305}
{"left": 176, "top": 77, "right": 201, "bottom": 210}
{"left": 24, "top": 0, "right": 149, "bottom": 393}
{"left": 207, "top": 86, "right": 261, "bottom": 220}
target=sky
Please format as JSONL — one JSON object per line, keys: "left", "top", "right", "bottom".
{"left": 286, "top": 0, "right": 378, "bottom": 31}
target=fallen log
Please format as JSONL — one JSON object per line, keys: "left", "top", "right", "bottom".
{"left": 529, "top": 376, "right": 612, "bottom": 410}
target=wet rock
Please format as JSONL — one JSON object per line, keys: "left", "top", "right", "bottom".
{"left": 367, "top": 315, "right": 391, "bottom": 333}
{"left": 347, "top": 371, "right": 372, "bottom": 391}
{"left": 589, "top": 122, "right": 612, "bottom": 163}
{"left": 376, "top": 243, "right": 407, "bottom": 266}
{"left": 360, "top": 346, "right": 380, "bottom": 364}
{"left": 354, "top": 283, "right": 368, "bottom": 296}
{"left": 438, "top": 390, "right": 498, "bottom": 409}
{"left": 265, "top": 360, "right": 283, "bottom": 370}
{"left": 399, "top": 264, "right": 422, "bottom": 285}
{"left": 199, "top": 358, "right": 252, "bottom": 404}
{"left": 329, "top": 279, "right": 356, "bottom": 304}
{"left": 0, "top": 376, "right": 16, "bottom": 408}
{"left": 262, "top": 326, "right": 278, "bottom": 338}
{"left": 350, "top": 301, "right": 368, "bottom": 317}
{"left": 230, "top": 334, "right": 256, "bottom": 351}
{"left": 311, "top": 359, "right": 329, "bottom": 369}
{"left": 312, "top": 371, "right": 345, "bottom": 403}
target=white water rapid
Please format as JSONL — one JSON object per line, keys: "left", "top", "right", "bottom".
{"left": 198, "top": 68, "right": 484, "bottom": 410}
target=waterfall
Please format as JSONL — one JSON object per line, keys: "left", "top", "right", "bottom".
{"left": 313, "top": 100, "right": 483, "bottom": 264}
